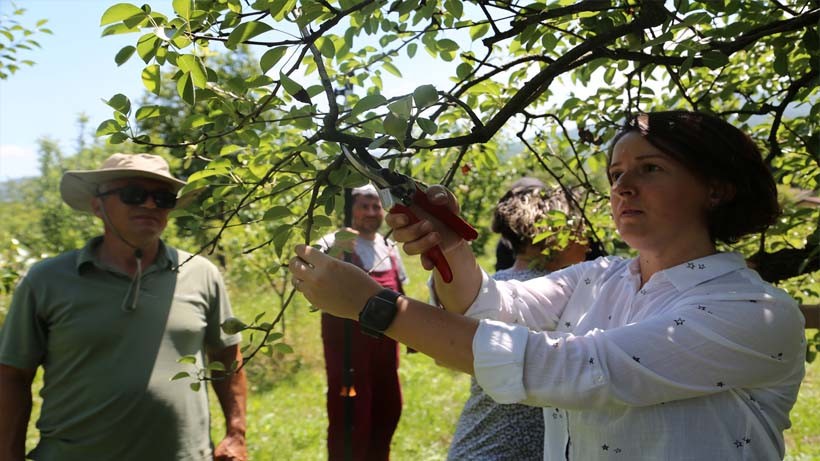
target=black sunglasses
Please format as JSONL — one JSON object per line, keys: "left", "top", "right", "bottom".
{"left": 97, "top": 184, "right": 178, "bottom": 209}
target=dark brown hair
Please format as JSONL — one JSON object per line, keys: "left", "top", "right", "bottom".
{"left": 492, "top": 179, "right": 583, "bottom": 254}
{"left": 607, "top": 111, "right": 780, "bottom": 243}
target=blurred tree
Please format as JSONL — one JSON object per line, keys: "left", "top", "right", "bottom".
{"left": 0, "top": 3, "right": 52, "bottom": 79}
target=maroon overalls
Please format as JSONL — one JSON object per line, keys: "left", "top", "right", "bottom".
{"left": 321, "top": 251, "right": 404, "bottom": 461}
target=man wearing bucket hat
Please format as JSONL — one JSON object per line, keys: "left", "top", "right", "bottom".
{"left": 0, "top": 153, "right": 247, "bottom": 461}
{"left": 316, "top": 184, "right": 408, "bottom": 461}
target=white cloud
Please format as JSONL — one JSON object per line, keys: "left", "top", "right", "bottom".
{"left": 0, "top": 144, "right": 40, "bottom": 181}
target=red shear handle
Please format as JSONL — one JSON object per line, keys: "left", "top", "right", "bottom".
{"left": 411, "top": 187, "right": 478, "bottom": 241}
{"left": 391, "top": 203, "right": 454, "bottom": 283}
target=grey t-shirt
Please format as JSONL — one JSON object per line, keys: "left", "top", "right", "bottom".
{"left": 0, "top": 237, "right": 240, "bottom": 461}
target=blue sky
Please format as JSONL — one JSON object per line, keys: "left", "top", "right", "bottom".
{"left": 0, "top": 0, "right": 153, "bottom": 180}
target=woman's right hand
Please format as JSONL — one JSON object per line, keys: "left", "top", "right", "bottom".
{"left": 385, "top": 185, "right": 466, "bottom": 272}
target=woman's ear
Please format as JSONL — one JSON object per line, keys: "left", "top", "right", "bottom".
{"left": 708, "top": 181, "right": 736, "bottom": 208}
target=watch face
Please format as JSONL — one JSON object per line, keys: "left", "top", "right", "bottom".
{"left": 360, "top": 290, "right": 399, "bottom": 335}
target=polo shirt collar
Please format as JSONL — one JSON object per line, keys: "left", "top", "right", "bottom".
{"left": 76, "top": 236, "right": 177, "bottom": 273}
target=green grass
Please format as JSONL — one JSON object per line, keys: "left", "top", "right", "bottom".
{"left": 18, "top": 247, "right": 820, "bottom": 460}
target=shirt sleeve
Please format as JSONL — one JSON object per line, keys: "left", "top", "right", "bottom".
{"left": 473, "top": 282, "right": 805, "bottom": 410}
{"left": 204, "top": 262, "right": 242, "bottom": 351}
{"left": 465, "top": 261, "right": 589, "bottom": 330}
{"left": 0, "top": 276, "right": 47, "bottom": 370}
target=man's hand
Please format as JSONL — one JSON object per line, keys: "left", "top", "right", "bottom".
{"left": 214, "top": 433, "right": 247, "bottom": 461}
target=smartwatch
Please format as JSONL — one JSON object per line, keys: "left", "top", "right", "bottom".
{"left": 359, "top": 289, "right": 401, "bottom": 338}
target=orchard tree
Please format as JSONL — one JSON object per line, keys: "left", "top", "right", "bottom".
{"left": 96, "top": 0, "right": 819, "bottom": 340}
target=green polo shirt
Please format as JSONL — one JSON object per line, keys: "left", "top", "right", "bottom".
{"left": 0, "top": 237, "right": 241, "bottom": 461}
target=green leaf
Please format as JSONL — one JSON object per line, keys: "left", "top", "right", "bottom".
{"left": 407, "top": 43, "right": 417, "bottom": 58}
{"left": 412, "top": 84, "right": 437, "bottom": 108}
{"left": 114, "top": 45, "right": 136, "bottom": 66}
{"left": 96, "top": 119, "right": 123, "bottom": 136}
{"left": 177, "top": 54, "right": 207, "bottom": 88}
{"left": 350, "top": 94, "right": 386, "bottom": 117}
{"left": 207, "top": 361, "right": 226, "bottom": 371}
{"left": 469, "top": 23, "right": 489, "bottom": 40}
{"left": 382, "top": 61, "right": 402, "bottom": 77}
{"left": 260, "top": 47, "right": 287, "bottom": 73}
{"left": 136, "top": 33, "right": 159, "bottom": 63}
{"left": 437, "top": 38, "right": 459, "bottom": 52}
{"left": 701, "top": 50, "right": 729, "bottom": 70}
{"left": 456, "top": 62, "right": 472, "bottom": 80}
{"left": 190, "top": 382, "right": 201, "bottom": 392}
{"left": 271, "top": 225, "right": 293, "bottom": 257}
{"left": 135, "top": 105, "right": 161, "bottom": 120}
{"left": 369, "top": 136, "right": 389, "bottom": 149}
{"left": 279, "top": 72, "right": 311, "bottom": 103}
{"left": 388, "top": 97, "right": 412, "bottom": 117}
{"left": 105, "top": 94, "right": 131, "bottom": 115}
{"left": 273, "top": 343, "right": 294, "bottom": 354}
{"left": 318, "top": 36, "right": 336, "bottom": 58}
{"left": 417, "top": 117, "right": 437, "bottom": 135}
{"left": 141, "top": 64, "right": 161, "bottom": 95}
{"left": 383, "top": 113, "right": 408, "bottom": 140}
{"left": 100, "top": 3, "right": 143, "bottom": 26}
{"left": 679, "top": 56, "right": 694, "bottom": 75}
{"left": 226, "top": 21, "right": 273, "bottom": 50}
{"left": 172, "top": 0, "right": 192, "bottom": 19}
{"left": 178, "top": 355, "right": 197, "bottom": 365}
{"left": 411, "top": 138, "right": 436, "bottom": 148}
{"left": 108, "top": 132, "right": 128, "bottom": 144}
{"left": 263, "top": 206, "right": 294, "bottom": 221}
{"left": 170, "top": 371, "right": 190, "bottom": 381}
{"left": 444, "top": 0, "right": 463, "bottom": 18}
{"left": 177, "top": 72, "right": 195, "bottom": 105}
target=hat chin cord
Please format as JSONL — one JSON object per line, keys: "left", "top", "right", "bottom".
{"left": 99, "top": 200, "right": 143, "bottom": 312}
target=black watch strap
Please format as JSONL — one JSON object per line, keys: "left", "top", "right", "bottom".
{"left": 358, "top": 289, "right": 401, "bottom": 338}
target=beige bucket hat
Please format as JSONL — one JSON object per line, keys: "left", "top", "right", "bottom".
{"left": 60, "top": 153, "right": 193, "bottom": 213}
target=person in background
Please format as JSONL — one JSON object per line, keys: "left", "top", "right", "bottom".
{"left": 0, "top": 153, "right": 247, "bottom": 461}
{"left": 289, "top": 111, "right": 805, "bottom": 460}
{"left": 448, "top": 179, "right": 588, "bottom": 460}
{"left": 317, "top": 184, "right": 408, "bottom": 461}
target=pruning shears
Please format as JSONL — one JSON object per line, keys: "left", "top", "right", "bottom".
{"left": 341, "top": 145, "right": 478, "bottom": 283}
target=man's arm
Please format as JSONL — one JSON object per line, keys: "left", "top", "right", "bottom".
{"left": 0, "top": 364, "right": 36, "bottom": 460}
{"left": 208, "top": 345, "right": 248, "bottom": 461}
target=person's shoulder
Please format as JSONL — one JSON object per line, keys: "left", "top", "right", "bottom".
{"left": 578, "top": 255, "right": 630, "bottom": 275}
{"left": 23, "top": 249, "right": 81, "bottom": 281}
{"left": 170, "top": 247, "right": 222, "bottom": 275}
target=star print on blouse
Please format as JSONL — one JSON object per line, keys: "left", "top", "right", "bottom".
{"left": 614, "top": 448, "right": 622, "bottom": 453}
{"left": 770, "top": 352, "right": 783, "bottom": 360}
{"left": 589, "top": 357, "right": 595, "bottom": 365}
{"left": 639, "top": 289, "right": 648, "bottom": 295}
{"left": 717, "top": 381, "right": 725, "bottom": 387}
{"left": 698, "top": 264, "right": 706, "bottom": 269}
{"left": 602, "top": 444, "right": 609, "bottom": 451}
{"left": 584, "top": 278, "right": 591, "bottom": 285}
{"left": 674, "top": 318, "right": 685, "bottom": 326}
{"left": 687, "top": 262, "right": 695, "bottom": 269}
{"left": 632, "top": 356, "right": 641, "bottom": 363}
{"left": 734, "top": 440, "right": 744, "bottom": 448}
{"left": 564, "top": 321, "right": 571, "bottom": 327}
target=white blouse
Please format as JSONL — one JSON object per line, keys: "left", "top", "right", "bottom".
{"left": 466, "top": 252, "right": 805, "bottom": 460}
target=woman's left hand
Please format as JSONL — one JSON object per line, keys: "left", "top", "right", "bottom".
{"left": 288, "top": 244, "right": 382, "bottom": 319}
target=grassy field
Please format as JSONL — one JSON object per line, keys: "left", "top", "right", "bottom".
{"left": 18, "top": 247, "right": 820, "bottom": 459}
